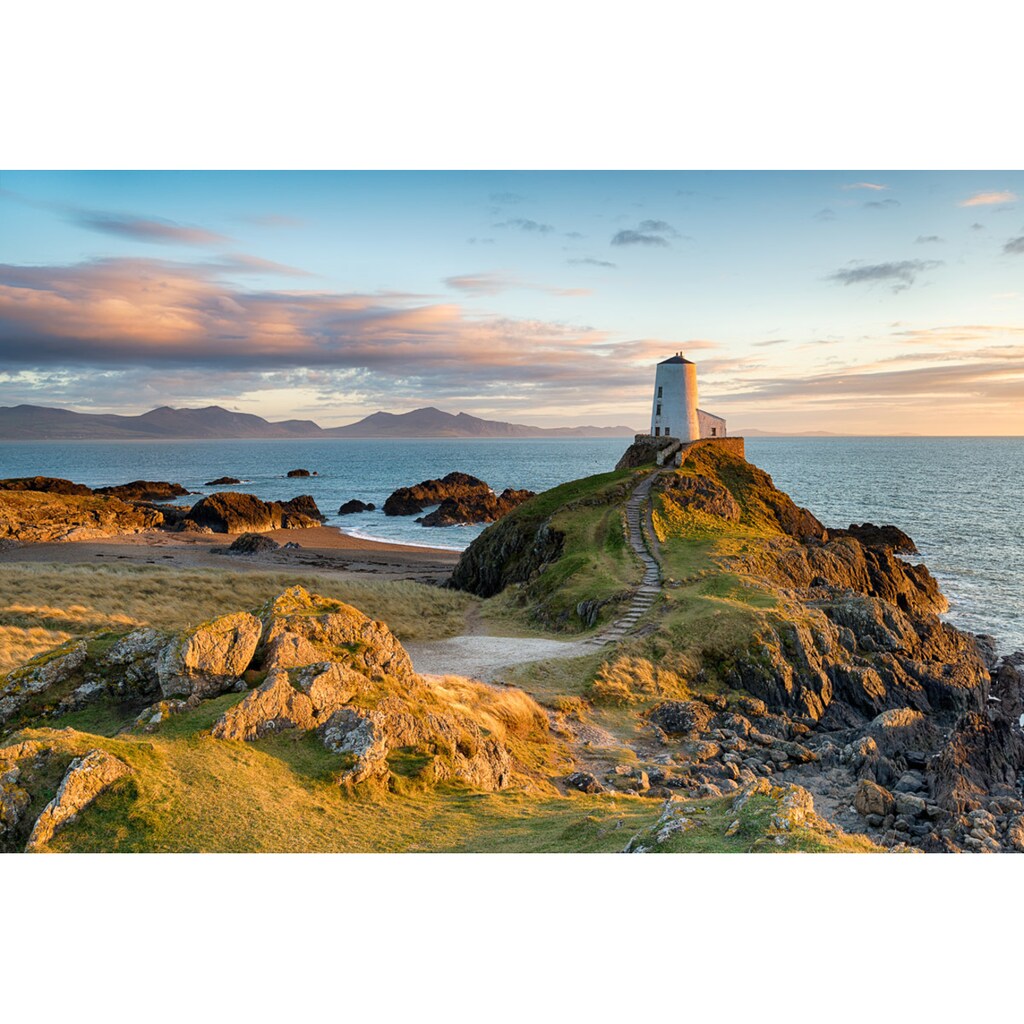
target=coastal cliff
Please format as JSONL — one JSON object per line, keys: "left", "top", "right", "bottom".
{"left": 450, "top": 443, "right": 1024, "bottom": 852}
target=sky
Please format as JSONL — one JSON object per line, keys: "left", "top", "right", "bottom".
{"left": 1, "top": 169, "right": 1022, "bottom": 434}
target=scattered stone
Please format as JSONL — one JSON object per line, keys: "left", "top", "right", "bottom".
{"left": 563, "top": 771, "right": 604, "bottom": 794}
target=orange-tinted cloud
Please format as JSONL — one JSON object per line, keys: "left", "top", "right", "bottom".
{"left": 957, "top": 191, "right": 1017, "bottom": 207}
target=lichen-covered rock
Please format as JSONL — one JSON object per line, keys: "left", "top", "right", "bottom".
{"left": 157, "top": 611, "right": 262, "bottom": 698}
{"left": 0, "top": 640, "right": 88, "bottom": 724}
{"left": 0, "top": 765, "right": 31, "bottom": 846}
{"left": 26, "top": 749, "right": 130, "bottom": 851}
{"left": 212, "top": 663, "right": 364, "bottom": 742}
{"left": 259, "top": 586, "right": 413, "bottom": 680}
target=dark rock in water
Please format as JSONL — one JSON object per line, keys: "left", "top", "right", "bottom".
{"left": 338, "top": 499, "right": 375, "bottom": 515}
{"left": 205, "top": 476, "right": 241, "bottom": 486}
{"left": 416, "top": 488, "right": 535, "bottom": 527}
{"left": 0, "top": 476, "right": 92, "bottom": 496}
{"left": 95, "top": 480, "right": 189, "bottom": 502}
{"left": 287, "top": 468, "right": 312, "bottom": 477}
{"left": 830, "top": 522, "right": 918, "bottom": 554}
{"left": 226, "top": 533, "right": 281, "bottom": 555}
{"left": 384, "top": 471, "right": 490, "bottom": 516}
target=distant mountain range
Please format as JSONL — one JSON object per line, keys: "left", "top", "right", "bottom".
{"left": 0, "top": 404, "right": 639, "bottom": 441}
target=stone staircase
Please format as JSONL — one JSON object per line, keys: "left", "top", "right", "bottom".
{"left": 584, "top": 470, "right": 662, "bottom": 648}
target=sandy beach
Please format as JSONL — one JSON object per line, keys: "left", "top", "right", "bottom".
{"left": 0, "top": 524, "right": 461, "bottom": 583}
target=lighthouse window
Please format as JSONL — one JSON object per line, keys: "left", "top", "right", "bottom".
{"left": 656, "top": 403, "right": 662, "bottom": 415}
{"left": 657, "top": 386, "right": 662, "bottom": 398}
{"left": 654, "top": 427, "right": 660, "bottom": 437}
{"left": 711, "top": 427, "right": 717, "bottom": 436}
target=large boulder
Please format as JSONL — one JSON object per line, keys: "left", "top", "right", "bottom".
{"left": 383, "top": 472, "right": 491, "bottom": 516}
{"left": 279, "top": 494, "right": 324, "bottom": 522}
{"left": 648, "top": 700, "right": 715, "bottom": 738}
{"left": 95, "top": 480, "right": 189, "bottom": 502}
{"left": 157, "top": 611, "right": 262, "bottom": 698}
{"left": 226, "top": 533, "right": 280, "bottom": 555}
{"left": 259, "top": 586, "right": 414, "bottom": 680}
{"left": 26, "top": 749, "right": 131, "bottom": 851}
{"left": 183, "top": 492, "right": 282, "bottom": 533}
{"left": 854, "top": 778, "right": 896, "bottom": 818}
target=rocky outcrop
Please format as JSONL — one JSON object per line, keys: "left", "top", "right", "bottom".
{"left": 615, "top": 435, "right": 677, "bottom": 470}
{"left": 226, "top": 533, "right": 281, "bottom": 555}
{"left": 0, "top": 490, "right": 164, "bottom": 543}
{"left": 205, "top": 476, "right": 241, "bottom": 485}
{"left": 95, "top": 480, "right": 189, "bottom": 502}
{"left": 338, "top": 499, "right": 375, "bottom": 514}
{"left": 416, "top": 488, "right": 535, "bottom": 527}
{"left": 286, "top": 468, "right": 312, "bottom": 477}
{"left": 182, "top": 492, "right": 322, "bottom": 533}
{"left": 258, "top": 586, "right": 414, "bottom": 679}
{"left": 383, "top": 472, "right": 491, "bottom": 516}
{"left": 25, "top": 749, "right": 130, "bottom": 851}
{"left": 0, "top": 640, "right": 89, "bottom": 724}
{"left": 157, "top": 611, "right": 262, "bottom": 698}
{"left": 0, "top": 476, "right": 92, "bottom": 495}
{"left": 658, "top": 474, "right": 741, "bottom": 521}
{"left": 448, "top": 517, "right": 565, "bottom": 598}
{"left": 829, "top": 522, "right": 918, "bottom": 554}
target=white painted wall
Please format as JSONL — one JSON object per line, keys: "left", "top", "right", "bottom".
{"left": 650, "top": 359, "right": 700, "bottom": 441}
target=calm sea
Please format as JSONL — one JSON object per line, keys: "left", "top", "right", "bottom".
{"left": 0, "top": 436, "right": 1021, "bottom": 653}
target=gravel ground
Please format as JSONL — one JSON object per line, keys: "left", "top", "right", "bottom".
{"left": 405, "top": 635, "right": 590, "bottom": 681}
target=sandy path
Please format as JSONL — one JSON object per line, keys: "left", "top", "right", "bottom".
{"left": 405, "top": 635, "right": 591, "bottom": 682}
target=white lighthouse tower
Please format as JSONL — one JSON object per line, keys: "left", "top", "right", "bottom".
{"left": 650, "top": 353, "right": 701, "bottom": 441}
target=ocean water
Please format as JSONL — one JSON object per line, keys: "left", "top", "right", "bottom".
{"left": 0, "top": 436, "right": 1021, "bottom": 652}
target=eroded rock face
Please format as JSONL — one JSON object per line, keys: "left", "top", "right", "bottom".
{"left": 829, "top": 522, "right": 918, "bottom": 554}
{"left": 26, "top": 749, "right": 130, "bottom": 851}
{"left": 383, "top": 472, "right": 491, "bottom": 516}
{"left": 416, "top": 488, "right": 535, "bottom": 527}
{"left": 0, "top": 491, "right": 163, "bottom": 543}
{"left": 157, "top": 611, "right": 262, "bottom": 698}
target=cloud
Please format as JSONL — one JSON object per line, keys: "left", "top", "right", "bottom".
{"left": 611, "top": 230, "right": 668, "bottom": 247}
{"left": 493, "top": 218, "right": 554, "bottom": 234}
{"left": 489, "top": 192, "right": 524, "bottom": 204}
{"left": 567, "top": 257, "right": 616, "bottom": 268}
{"left": 563, "top": 231, "right": 585, "bottom": 240}
{"left": 841, "top": 182, "right": 888, "bottom": 191}
{"left": 71, "top": 212, "right": 229, "bottom": 246}
{"left": 752, "top": 338, "right": 789, "bottom": 347}
{"left": 637, "top": 219, "right": 678, "bottom": 236}
{"left": 443, "top": 272, "right": 590, "bottom": 297}
{"left": 915, "top": 235, "right": 944, "bottom": 244}
{"left": 467, "top": 237, "right": 495, "bottom": 245}
{"left": 1004, "top": 236, "right": 1024, "bottom": 255}
{"left": 970, "top": 223, "right": 986, "bottom": 231}
{"left": 813, "top": 208, "right": 837, "bottom": 222}
{"left": 211, "top": 253, "right": 313, "bottom": 277}
{"left": 958, "top": 191, "right": 1017, "bottom": 207}
{"left": 828, "top": 260, "right": 943, "bottom": 292}
{"left": 865, "top": 199, "right": 901, "bottom": 209}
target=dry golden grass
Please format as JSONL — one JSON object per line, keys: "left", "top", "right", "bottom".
{"left": 590, "top": 653, "right": 697, "bottom": 706}
{"left": 0, "top": 562, "right": 474, "bottom": 674}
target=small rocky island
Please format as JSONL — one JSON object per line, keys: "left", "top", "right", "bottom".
{"left": 382, "top": 471, "right": 535, "bottom": 527}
